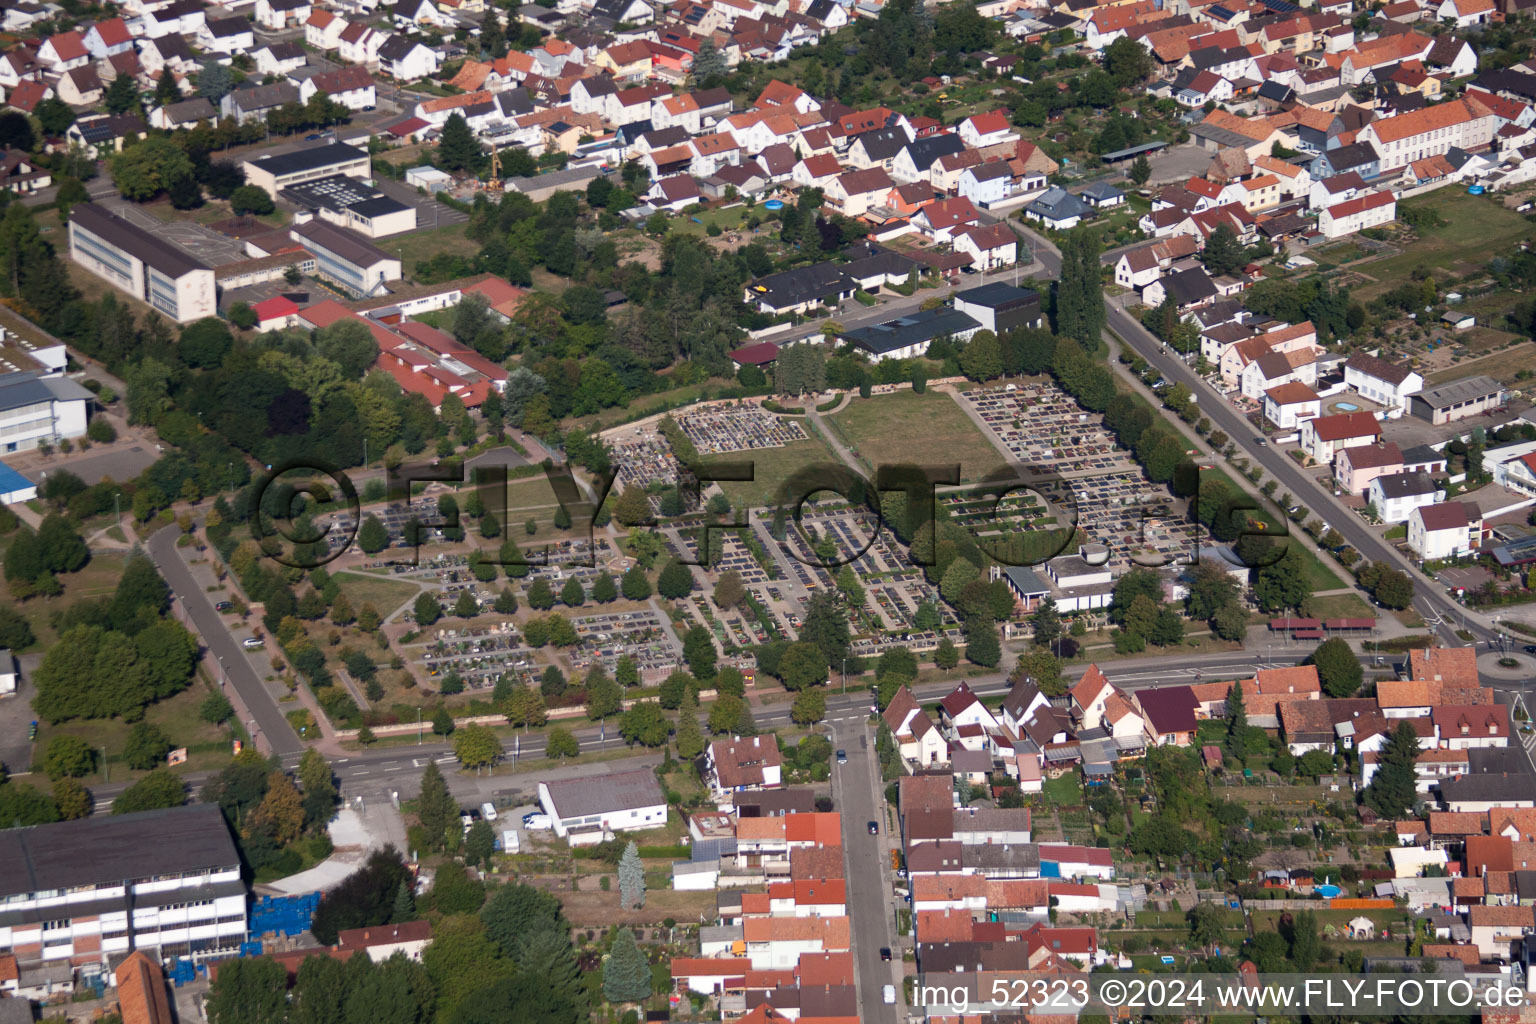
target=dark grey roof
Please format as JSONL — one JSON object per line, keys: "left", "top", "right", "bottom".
{"left": 1440, "top": 773, "right": 1536, "bottom": 805}
{"left": 1026, "top": 185, "right": 1090, "bottom": 221}
{"left": 293, "top": 219, "right": 393, "bottom": 267}
{"left": 900, "top": 133, "right": 965, "bottom": 173}
{"left": 541, "top": 766, "right": 664, "bottom": 818}
{"left": 248, "top": 141, "right": 369, "bottom": 178}
{"left": 160, "top": 96, "right": 216, "bottom": 123}
{"left": 1473, "top": 68, "right": 1536, "bottom": 102}
{"left": 261, "top": 41, "right": 305, "bottom": 61}
{"left": 350, "top": 196, "right": 410, "bottom": 219}
{"left": 590, "top": 0, "right": 647, "bottom": 18}
{"left": 0, "top": 803, "right": 237, "bottom": 900}
{"left": 377, "top": 33, "right": 424, "bottom": 61}
{"left": 497, "top": 89, "right": 536, "bottom": 117}
{"left": 1469, "top": 747, "right": 1529, "bottom": 774}
{"left": 70, "top": 202, "right": 208, "bottom": 278}
{"left": 749, "top": 262, "right": 852, "bottom": 309}
{"left": 639, "top": 125, "right": 689, "bottom": 149}
{"left": 1414, "top": 375, "right": 1504, "bottom": 409}
{"left": 1163, "top": 266, "right": 1218, "bottom": 306}
{"left": 843, "top": 307, "right": 979, "bottom": 355}
{"left": 204, "top": 14, "right": 250, "bottom": 34}
{"left": 1401, "top": 444, "right": 1443, "bottom": 466}
{"left": 1258, "top": 79, "right": 1295, "bottom": 102}
{"left": 851, "top": 126, "right": 909, "bottom": 162}
{"left": 1372, "top": 471, "right": 1436, "bottom": 499}
{"left": 230, "top": 82, "right": 300, "bottom": 111}
{"left": 1080, "top": 180, "right": 1124, "bottom": 201}
{"left": 1321, "top": 141, "right": 1379, "bottom": 171}
{"left": 0, "top": 371, "right": 90, "bottom": 413}
{"left": 954, "top": 282, "right": 1040, "bottom": 310}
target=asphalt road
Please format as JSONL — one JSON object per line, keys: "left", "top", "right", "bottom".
{"left": 831, "top": 714, "right": 897, "bottom": 1023}
{"left": 145, "top": 525, "right": 304, "bottom": 756}
{"left": 1015, "top": 223, "right": 1492, "bottom": 650}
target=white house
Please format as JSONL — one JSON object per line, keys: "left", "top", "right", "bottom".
{"left": 956, "top": 161, "right": 1015, "bottom": 207}
{"left": 957, "top": 109, "right": 1018, "bottom": 149}
{"left": 305, "top": 9, "right": 348, "bottom": 49}
{"left": 0, "top": 647, "right": 14, "bottom": 695}
{"left": 254, "top": 0, "right": 311, "bottom": 29}
{"left": 883, "top": 686, "right": 949, "bottom": 767}
{"left": 336, "top": 922, "right": 432, "bottom": 963}
{"left": 953, "top": 222, "right": 1017, "bottom": 271}
{"left": 376, "top": 34, "right": 440, "bottom": 80}
{"left": 297, "top": 66, "right": 376, "bottom": 111}
{"left": 1299, "top": 410, "right": 1381, "bottom": 464}
{"left": 538, "top": 767, "right": 667, "bottom": 843}
{"left": 1344, "top": 352, "right": 1422, "bottom": 415}
{"left": 1368, "top": 471, "right": 1445, "bottom": 524}
{"left": 1318, "top": 190, "right": 1396, "bottom": 239}
{"left": 1407, "top": 501, "right": 1482, "bottom": 562}
{"left": 1263, "top": 381, "right": 1321, "bottom": 430}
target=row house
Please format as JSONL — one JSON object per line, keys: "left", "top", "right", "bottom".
{"left": 1356, "top": 96, "right": 1499, "bottom": 171}
{"left": 1263, "top": 381, "right": 1321, "bottom": 429}
{"left": 1318, "top": 189, "right": 1396, "bottom": 238}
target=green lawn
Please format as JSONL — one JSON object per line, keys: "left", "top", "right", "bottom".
{"left": 1303, "top": 591, "right": 1374, "bottom": 620}
{"left": 713, "top": 435, "right": 845, "bottom": 510}
{"left": 1283, "top": 536, "right": 1345, "bottom": 591}
{"left": 670, "top": 205, "right": 751, "bottom": 236}
{"left": 12, "top": 550, "right": 128, "bottom": 651}
{"left": 33, "top": 674, "right": 234, "bottom": 777}
{"left": 393, "top": 222, "right": 468, "bottom": 276}
{"left": 333, "top": 571, "right": 420, "bottom": 617}
{"left": 830, "top": 391, "right": 1007, "bottom": 484}
{"left": 1041, "top": 772, "right": 1082, "bottom": 806}
{"left": 1353, "top": 191, "right": 1534, "bottom": 299}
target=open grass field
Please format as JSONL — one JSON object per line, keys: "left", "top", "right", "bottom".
{"left": 1042, "top": 772, "right": 1083, "bottom": 806}
{"left": 333, "top": 571, "right": 420, "bottom": 617}
{"left": 571, "top": 378, "right": 738, "bottom": 434}
{"left": 717, "top": 434, "right": 844, "bottom": 510}
{"left": 33, "top": 674, "right": 233, "bottom": 777}
{"left": 393, "top": 222, "right": 468, "bottom": 275}
{"left": 1353, "top": 191, "right": 1534, "bottom": 299}
{"left": 830, "top": 391, "right": 1007, "bottom": 484}
{"left": 1303, "top": 591, "right": 1374, "bottom": 620}
{"left": 13, "top": 550, "right": 127, "bottom": 651}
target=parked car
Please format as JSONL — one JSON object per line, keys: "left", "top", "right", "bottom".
{"left": 214, "top": 600, "right": 233, "bottom": 612}
{"left": 836, "top": 749, "right": 848, "bottom": 764}
{"left": 1254, "top": 437, "right": 1268, "bottom": 447}
{"left": 880, "top": 947, "right": 892, "bottom": 961}
{"left": 241, "top": 637, "right": 264, "bottom": 649}
{"left": 523, "top": 812, "right": 552, "bottom": 830}
{"left": 867, "top": 820, "right": 879, "bottom": 835}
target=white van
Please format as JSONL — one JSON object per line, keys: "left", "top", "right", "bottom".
{"left": 883, "top": 985, "right": 896, "bottom": 1005}
{"left": 480, "top": 802, "right": 498, "bottom": 822}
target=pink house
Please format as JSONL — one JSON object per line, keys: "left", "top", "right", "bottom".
{"left": 1335, "top": 442, "right": 1404, "bottom": 495}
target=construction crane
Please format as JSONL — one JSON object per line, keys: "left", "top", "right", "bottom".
{"left": 487, "top": 147, "right": 503, "bottom": 191}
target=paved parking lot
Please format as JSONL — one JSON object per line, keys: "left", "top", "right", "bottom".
{"left": 102, "top": 200, "right": 248, "bottom": 266}
{"left": 0, "top": 656, "right": 38, "bottom": 775}
{"left": 40, "top": 443, "right": 161, "bottom": 486}
{"left": 370, "top": 176, "right": 468, "bottom": 231}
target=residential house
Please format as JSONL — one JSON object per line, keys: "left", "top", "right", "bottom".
{"left": 1312, "top": 142, "right": 1381, "bottom": 182}
{"left": 82, "top": 17, "right": 133, "bottom": 58}
{"left": 1345, "top": 353, "right": 1423, "bottom": 414}
{"left": 1136, "top": 686, "right": 1198, "bottom": 747}
{"left": 825, "top": 167, "right": 895, "bottom": 218}
{"left": 200, "top": 15, "right": 256, "bottom": 52}
{"left": 0, "top": 150, "right": 49, "bottom": 194}
{"left": 1300, "top": 410, "right": 1382, "bottom": 463}
{"left": 255, "top": 0, "right": 311, "bottom": 28}
{"left": 1368, "top": 471, "right": 1445, "bottom": 524}
{"left": 1335, "top": 442, "right": 1404, "bottom": 495}
{"left": 253, "top": 42, "right": 307, "bottom": 77}
{"left": 912, "top": 196, "right": 981, "bottom": 242}
{"left": 883, "top": 686, "right": 948, "bottom": 767}
{"left": 306, "top": 9, "right": 348, "bottom": 49}
{"left": 1319, "top": 190, "right": 1396, "bottom": 239}
{"left": 956, "top": 162, "right": 1017, "bottom": 208}
{"left": 56, "top": 66, "right": 102, "bottom": 106}
{"left": 953, "top": 222, "right": 1018, "bottom": 270}
{"left": 298, "top": 66, "right": 376, "bottom": 111}
{"left": 705, "top": 735, "right": 783, "bottom": 800}
{"left": 890, "top": 134, "right": 966, "bottom": 185}
{"left": 1022, "top": 186, "right": 1091, "bottom": 230}
{"left": 1357, "top": 97, "right": 1499, "bottom": 172}
{"left": 958, "top": 110, "right": 1018, "bottom": 149}
{"left": 1408, "top": 502, "right": 1483, "bottom": 562}
{"left": 1264, "top": 381, "right": 1321, "bottom": 429}
{"left": 151, "top": 96, "right": 216, "bottom": 130}
{"left": 377, "top": 34, "right": 440, "bottom": 80}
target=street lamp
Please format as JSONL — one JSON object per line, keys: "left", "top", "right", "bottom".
{"left": 417, "top": 707, "right": 422, "bottom": 745}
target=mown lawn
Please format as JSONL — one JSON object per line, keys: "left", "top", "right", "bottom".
{"left": 830, "top": 390, "right": 1009, "bottom": 484}
{"left": 333, "top": 571, "right": 420, "bottom": 617}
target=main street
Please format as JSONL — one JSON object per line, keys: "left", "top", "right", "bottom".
{"left": 1013, "top": 223, "right": 1493, "bottom": 649}
{"left": 831, "top": 715, "right": 898, "bottom": 1023}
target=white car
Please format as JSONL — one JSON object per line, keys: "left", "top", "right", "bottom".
{"left": 241, "top": 637, "right": 265, "bottom": 650}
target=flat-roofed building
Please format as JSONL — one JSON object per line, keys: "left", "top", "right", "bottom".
{"left": 0, "top": 804, "right": 245, "bottom": 965}
{"left": 281, "top": 174, "right": 417, "bottom": 238}
{"left": 291, "top": 220, "right": 401, "bottom": 298}
{"left": 242, "top": 141, "right": 371, "bottom": 194}
{"left": 67, "top": 202, "right": 215, "bottom": 322}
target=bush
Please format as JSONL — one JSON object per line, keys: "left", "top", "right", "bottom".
{"left": 86, "top": 417, "right": 116, "bottom": 444}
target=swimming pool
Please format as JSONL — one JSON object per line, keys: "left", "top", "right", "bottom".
{"left": 1334, "top": 402, "right": 1359, "bottom": 412}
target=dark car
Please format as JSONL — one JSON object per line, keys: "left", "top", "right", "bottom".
{"left": 305, "top": 133, "right": 322, "bottom": 140}
{"left": 214, "top": 600, "right": 233, "bottom": 612}
{"left": 1525, "top": 645, "right": 1536, "bottom": 655}
{"left": 836, "top": 749, "right": 848, "bottom": 764}
{"left": 880, "top": 947, "right": 892, "bottom": 961}
{"left": 867, "top": 820, "right": 879, "bottom": 835}
{"left": 1254, "top": 437, "right": 1268, "bottom": 447}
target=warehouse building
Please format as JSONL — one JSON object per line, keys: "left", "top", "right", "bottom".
{"left": 67, "top": 202, "right": 215, "bottom": 322}
{"left": 0, "top": 804, "right": 246, "bottom": 965}
{"left": 1408, "top": 375, "right": 1506, "bottom": 425}
{"left": 281, "top": 174, "right": 417, "bottom": 238}
{"left": 291, "top": 220, "right": 401, "bottom": 297}
{"left": 241, "top": 140, "right": 371, "bottom": 194}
